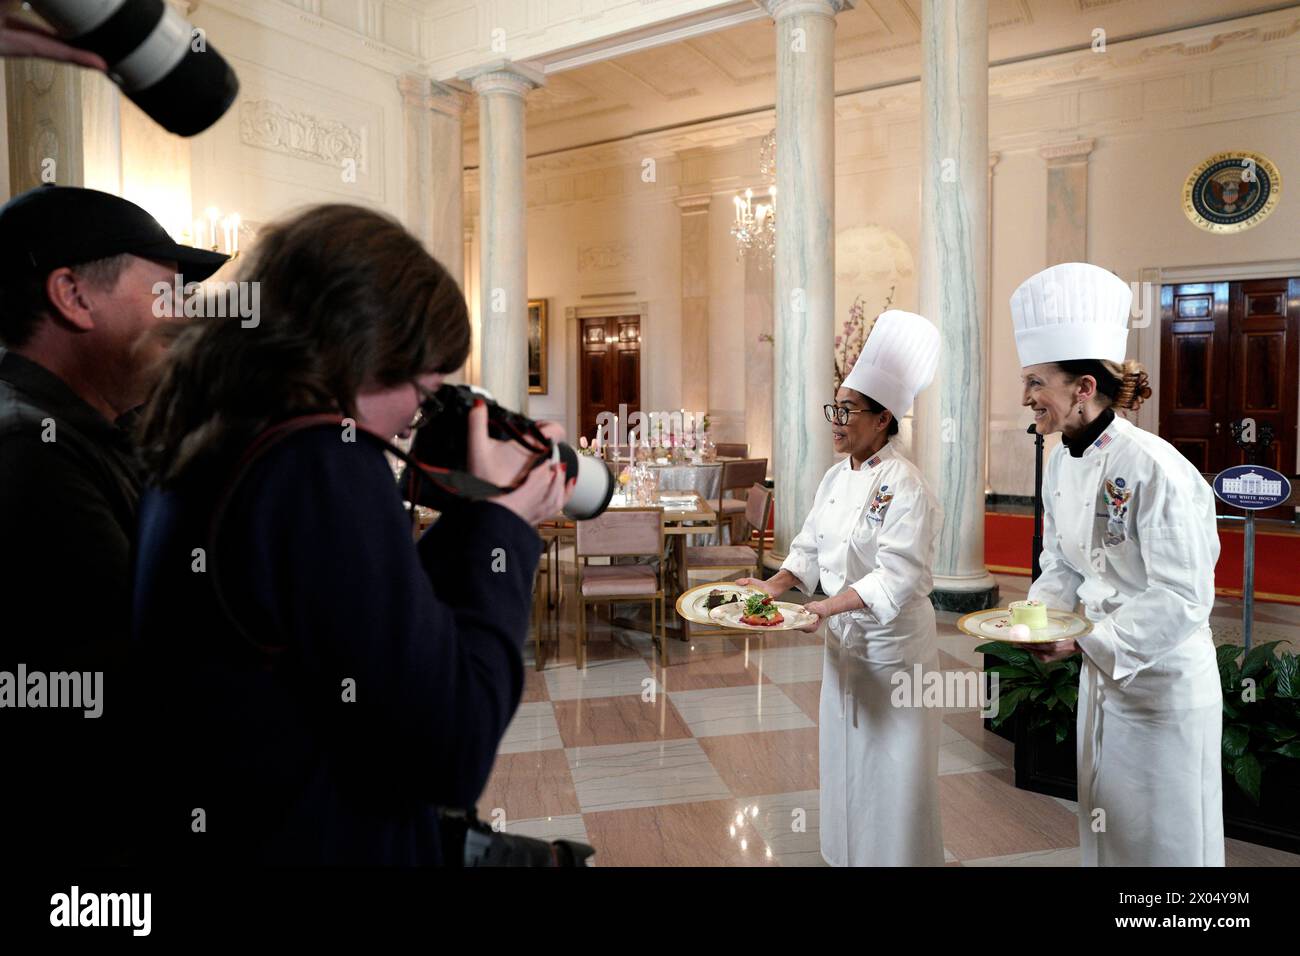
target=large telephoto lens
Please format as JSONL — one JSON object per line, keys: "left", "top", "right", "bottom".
{"left": 409, "top": 385, "right": 614, "bottom": 520}
{"left": 31, "top": 0, "right": 239, "bottom": 137}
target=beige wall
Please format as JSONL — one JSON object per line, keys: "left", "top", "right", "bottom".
{"left": 491, "top": 165, "right": 685, "bottom": 428}
{"left": 186, "top": 2, "right": 411, "bottom": 264}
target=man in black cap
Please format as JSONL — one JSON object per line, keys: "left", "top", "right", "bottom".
{"left": 0, "top": 184, "right": 226, "bottom": 865}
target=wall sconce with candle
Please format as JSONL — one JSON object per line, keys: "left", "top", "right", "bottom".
{"left": 191, "top": 207, "right": 243, "bottom": 259}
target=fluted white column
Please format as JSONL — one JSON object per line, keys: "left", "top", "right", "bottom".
{"left": 399, "top": 75, "right": 467, "bottom": 283}
{"left": 763, "top": 0, "right": 850, "bottom": 559}
{"left": 459, "top": 61, "right": 542, "bottom": 413}
{"left": 401, "top": 75, "right": 468, "bottom": 384}
{"left": 914, "top": 0, "right": 998, "bottom": 610}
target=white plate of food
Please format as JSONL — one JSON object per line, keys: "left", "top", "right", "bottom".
{"left": 676, "top": 582, "right": 751, "bottom": 626}
{"left": 956, "top": 600, "right": 1092, "bottom": 644}
{"left": 707, "top": 592, "right": 817, "bottom": 632}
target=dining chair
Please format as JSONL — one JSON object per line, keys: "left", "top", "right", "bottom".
{"left": 575, "top": 507, "right": 666, "bottom": 669}
{"left": 714, "top": 442, "right": 749, "bottom": 458}
{"left": 685, "top": 483, "right": 772, "bottom": 576}
{"left": 714, "top": 458, "right": 768, "bottom": 544}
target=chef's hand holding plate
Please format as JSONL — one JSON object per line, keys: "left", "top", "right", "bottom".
{"left": 1028, "top": 638, "right": 1079, "bottom": 663}
{"left": 734, "top": 576, "right": 780, "bottom": 599}
{"left": 796, "top": 600, "right": 829, "bottom": 633}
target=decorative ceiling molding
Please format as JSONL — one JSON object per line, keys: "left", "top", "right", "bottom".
{"left": 488, "top": 1, "right": 769, "bottom": 78}
{"left": 485, "top": 7, "right": 1300, "bottom": 192}
{"left": 199, "top": 0, "right": 424, "bottom": 74}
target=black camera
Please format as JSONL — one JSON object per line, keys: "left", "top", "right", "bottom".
{"left": 403, "top": 385, "right": 614, "bottom": 520}
{"left": 30, "top": 0, "right": 238, "bottom": 137}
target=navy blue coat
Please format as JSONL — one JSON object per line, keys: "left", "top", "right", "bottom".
{"left": 131, "top": 426, "right": 541, "bottom": 865}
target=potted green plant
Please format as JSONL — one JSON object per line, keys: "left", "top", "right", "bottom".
{"left": 978, "top": 641, "right": 1079, "bottom": 799}
{"left": 1218, "top": 641, "right": 1300, "bottom": 853}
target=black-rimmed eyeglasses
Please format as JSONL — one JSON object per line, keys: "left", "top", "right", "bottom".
{"left": 823, "top": 404, "right": 870, "bottom": 426}
{"left": 409, "top": 383, "right": 443, "bottom": 431}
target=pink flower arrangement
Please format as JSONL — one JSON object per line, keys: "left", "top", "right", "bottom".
{"left": 833, "top": 285, "right": 895, "bottom": 391}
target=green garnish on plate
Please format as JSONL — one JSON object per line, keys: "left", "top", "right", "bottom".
{"left": 742, "top": 593, "right": 779, "bottom": 618}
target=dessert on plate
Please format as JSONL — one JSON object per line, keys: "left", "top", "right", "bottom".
{"left": 1008, "top": 599, "right": 1048, "bottom": 630}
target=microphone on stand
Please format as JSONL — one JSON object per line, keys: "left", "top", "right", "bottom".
{"left": 1027, "top": 423, "right": 1044, "bottom": 581}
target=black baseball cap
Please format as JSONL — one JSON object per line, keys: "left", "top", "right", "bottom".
{"left": 0, "top": 185, "right": 229, "bottom": 281}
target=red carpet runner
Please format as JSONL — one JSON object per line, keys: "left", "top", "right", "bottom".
{"left": 985, "top": 512, "right": 1300, "bottom": 605}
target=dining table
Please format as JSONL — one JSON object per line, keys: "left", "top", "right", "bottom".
{"left": 602, "top": 455, "right": 744, "bottom": 544}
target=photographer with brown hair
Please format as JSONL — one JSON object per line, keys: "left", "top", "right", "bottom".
{"left": 131, "top": 204, "right": 573, "bottom": 864}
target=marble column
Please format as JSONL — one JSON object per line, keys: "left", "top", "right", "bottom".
{"left": 914, "top": 0, "right": 998, "bottom": 611}
{"left": 459, "top": 60, "right": 543, "bottom": 413}
{"left": 744, "top": 253, "right": 775, "bottom": 472}
{"left": 401, "top": 75, "right": 468, "bottom": 384}
{"left": 984, "top": 151, "right": 999, "bottom": 492}
{"left": 762, "top": 0, "right": 849, "bottom": 560}
{"left": 6, "top": 58, "right": 82, "bottom": 193}
{"left": 5, "top": 56, "right": 194, "bottom": 237}
{"left": 678, "top": 193, "right": 711, "bottom": 413}
{"left": 1041, "top": 139, "right": 1094, "bottom": 266}
{"left": 400, "top": 75, "right": 467, "bottom": 284}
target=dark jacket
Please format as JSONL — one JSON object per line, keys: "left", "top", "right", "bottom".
{"left": 0, "top": 348, "right": 143, "bottom": 866}
{"left": 130, "top": 425, "right": 541, "bottom": 865}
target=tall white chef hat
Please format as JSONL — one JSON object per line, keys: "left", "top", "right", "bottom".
{"left": 1010, "top": 262, "right": 1132, "bottom": 367}
{"left": 841, "top": 309, "right": 940, "bottom": 418}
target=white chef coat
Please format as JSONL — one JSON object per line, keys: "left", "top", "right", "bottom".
{"left": 1031, "top": 413, "right": 1224, "bottom": 866}
{"left": 781, "top": 439, "right": 945, "bottom": 866}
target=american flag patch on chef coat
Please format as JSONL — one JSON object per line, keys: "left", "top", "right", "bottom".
{"left": 1093, "top": 433, "right": 1112, "bottom": 450}
{"left": 866, "top": 454, "right": 882, "bottom": 468}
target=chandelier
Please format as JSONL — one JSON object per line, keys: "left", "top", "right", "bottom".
{"left": 731, "top": 131, "right": 776, "bottom": 264}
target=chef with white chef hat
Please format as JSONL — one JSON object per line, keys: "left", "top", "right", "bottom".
{"left": 1012, "top": 261, "right": 1224, "bottom": 866}
{"left": 739, "top": 309, "right": 945, "bottom": 866}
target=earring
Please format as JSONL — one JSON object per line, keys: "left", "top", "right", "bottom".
{"left": 1077, "top": 401, "right": 1084, "bottom": 415}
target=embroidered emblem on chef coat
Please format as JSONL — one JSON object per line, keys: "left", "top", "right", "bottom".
{"left": 866, "top": 484, "right": 894, "bottom": 522}
{"left": 1101, "top": 476, "right": 1131, "bottom": 545}
{"left": 1094, "top": 432, "right": 1113, "bottom": 451}
{"left": 866, "top": 454, "right": 882, "bottom": 468}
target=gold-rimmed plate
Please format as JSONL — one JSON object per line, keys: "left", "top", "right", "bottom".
{"left": 675, "top": 582, "right": 752, "bottom": 627}
{"left": 956, "top": 607, "right": 1092, "bottom": 644}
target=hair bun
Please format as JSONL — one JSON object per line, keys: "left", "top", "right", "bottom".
{"left": 1116, "top": 360, "right": 1151, "bottom": 411}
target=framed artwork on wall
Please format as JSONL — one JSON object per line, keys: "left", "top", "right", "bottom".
{"left": 528, "top": 298, "right": 548, "bottom": 394}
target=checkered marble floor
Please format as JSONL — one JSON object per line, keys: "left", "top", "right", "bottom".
{"left": 478, "top": 567, "right": 1300, "bottom": 867}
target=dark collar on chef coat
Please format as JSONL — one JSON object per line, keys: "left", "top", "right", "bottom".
{"left": 1061, "top": 406, "right": 1115, "bottom": 458}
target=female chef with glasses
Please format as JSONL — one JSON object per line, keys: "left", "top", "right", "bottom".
{"left": 1012, "top": 262, "right": 1223, "bottom": 866}
{"left": 738, "top": 310, "right": 944, "bottom": 866}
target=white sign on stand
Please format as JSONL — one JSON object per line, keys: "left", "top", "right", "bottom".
{"left": 1212, "top": 464, "right": 1293, "bottom": 651}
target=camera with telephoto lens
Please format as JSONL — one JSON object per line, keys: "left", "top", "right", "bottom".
{"left": 28, "top": 0, "right": 239, "bottom": 137}
{"left": 404, "top": 384, "right": 615, "bottom": 521}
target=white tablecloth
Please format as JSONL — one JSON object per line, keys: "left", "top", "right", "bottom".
{"left": 606, "top": 461, "right": 724, "bottom": 544}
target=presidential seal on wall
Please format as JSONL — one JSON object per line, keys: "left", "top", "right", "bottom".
{"left": 1182, "top": 151, "right": 1281, "bottom": 234}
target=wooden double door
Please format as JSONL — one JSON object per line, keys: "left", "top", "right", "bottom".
{"left": 578, "top": 313, "right": 641, "bottom": 442}
{"left": 1160, "top": 277, "right": 1298, "bottom": 519}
